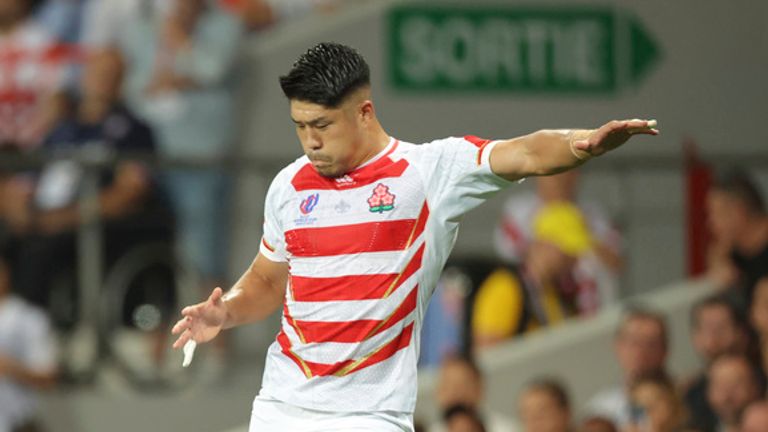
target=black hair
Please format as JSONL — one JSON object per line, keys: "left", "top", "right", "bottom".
{"left": 442, "top": 404, "right": 486, "bottom": 432}
{"left": 279, "top": 42, "right": 371, "bottom": 107}
{"left": 523, "top": 377, "right": 571, "bottom": 410}
{"left": 690, "top": 293, "right": 747, "bottom": 331}
{"left": 441, "top": 353, "right": 483, "bottom": 382}
{"left": 712, "top": 168, "right": 765, "bottom": 216}
{"left": 616, "top": 304, "right": 669, "bottom": 349}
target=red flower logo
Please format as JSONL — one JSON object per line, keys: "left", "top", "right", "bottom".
{"left": 368, "top": 183, "right": 396, "bottom": 213}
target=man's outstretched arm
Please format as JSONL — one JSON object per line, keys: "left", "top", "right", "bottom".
{"left": 171, "top": 253, "right": 288, "bottom": 349}
{"left": 489, "top": 119, "right": 658, "bottom": 182}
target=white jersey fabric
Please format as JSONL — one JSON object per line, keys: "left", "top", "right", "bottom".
{"left": 258, "top": 136, "right": 512, "bottom": 414}
{"left": 0, "top": 296, "right": 57, "bottom": 430}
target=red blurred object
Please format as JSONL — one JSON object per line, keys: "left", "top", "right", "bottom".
{"left": 684, "top": 138, "right": 712, "bottom": 277}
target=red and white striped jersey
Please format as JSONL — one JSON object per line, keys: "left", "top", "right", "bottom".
{"left": 0, "top": 23, "right": 80, "bottom": 148}
{"left": 258, "top": 136, "right": 511, "bottom": 413}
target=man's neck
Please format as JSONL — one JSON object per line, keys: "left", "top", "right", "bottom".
{"left": 351, "top": 126, "right": 391, "bottom": 169}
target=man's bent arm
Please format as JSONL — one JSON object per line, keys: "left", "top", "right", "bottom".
{"left": 221, "top": 253, "right": 289, "bottom": 329}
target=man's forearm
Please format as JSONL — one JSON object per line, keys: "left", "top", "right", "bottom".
{"left": 491, "top": 129, "right": 594, "bottom": 181}
{"left": 221, "top": 260, "right": 287, "bottom": 329}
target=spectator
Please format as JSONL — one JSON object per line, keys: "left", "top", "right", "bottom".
{"left": 495, "top": 170, "right": 623, "bottom": 313}
{"left": 578, "top": 417, "right": 616, "bottom": 432}
{"left": 585, "top": 306, "right": 668, "bottom": 428}
{"left": 119, "top": 0, "right": 242, "bottom": 292}
{"left": 0, "top": 0, "right": 79, "bottom": 149}
{"left": 430, "top": 355, "right": 517, "bottom": 432}
{"left": 706, "top": 169, "right": 768, "bottom": 297}
{"left": 706, "top": 353, "right": 763, "bottom": 432}
{"left": 684, "top": 295, "right": 750, "bottom": 432}
{"left": 517, "top": 378, "right": 572, "bottom": 432}
{"left": 220, "top": 0, "right": 340, "bottom": 31}
{"left": 443, "top": 404, "right": 486, "bottom": 432}
{"left": 749, "top": 276, "right": 768, "bottom": 379}
{"left": 473, "top": 202, "right": 594, "bottom": 348}
{"left": 626, "top": 370, "right": 687, "bottom": 432}
{"left": 741, "top": 401, "right": 768, "bottom": 432}
{"left": 0, "top": 255, "right": 58, "bottom": 432}
{"left": 10, "top": 49, "right": 172, "bottom": 308}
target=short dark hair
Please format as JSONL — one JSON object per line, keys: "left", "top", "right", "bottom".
{"left": 523, "top": 377, "right": 570, "bottom": 410}
{"left": 690, "top": 294, "right": 746, "bottom": 331}
{"left": 442, "top": 404, "right": 486, "bottom": 432}
{"left": 712, "top": 168, "right": 765, "bottom": 215}
{"left": 279, "top": 42, "right": 371, "bottom": 107}
{"left": 441, "top": 353, "right": 483, "bottom": 382}
{"left": 630, "top": 369, "right": 676, "bottom": 393}
{"left": 616, "top": 305, "right": 668, "bottom": 349}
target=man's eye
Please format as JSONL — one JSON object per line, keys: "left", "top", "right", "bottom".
{"left": 316, "top": 124, "right": 330, "bottom": 130}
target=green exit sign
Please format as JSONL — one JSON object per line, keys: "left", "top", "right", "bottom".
{"left": 388, "top": 5, "right": 661, "bottom": 94}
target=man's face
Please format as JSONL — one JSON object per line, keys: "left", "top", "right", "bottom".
{"left": 742, "top": 403, "right": 768, "bottom": 432}
{"left": 750, "top": 278, "right": 768, "bottom": 337}
{"left": 614, "top": 317, "right": 667, "bottom": 381}
{"left": 707, "top": 357, "right": 760, "bottom": 425}
{"left": 692, "top": 304, "right": 742, "bottom": 362}
{"left": 0, "top": 0, "right": 26, "bottom": 26}
{"left": 290, "top": 97, "right": 366, "bottom": 178}
{"left": 707, "top": 190, "right": 748, "bottom": 247}
{"left": 518, "top": 389, "right": 570, "bottom": 432}
{"left": 435, "top": 360, "right": 483, "bottom": 410}
{"left": 630, "top": 382, "right": 679, "bottom": 432}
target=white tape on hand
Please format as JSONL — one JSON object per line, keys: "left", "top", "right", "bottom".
{"left": 182, "top": 340, "right": 197, "bottom": 368}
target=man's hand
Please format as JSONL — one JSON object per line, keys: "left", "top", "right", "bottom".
{"left": 572, "top": 119, "right": 659, "bottom": 159}
{"left": 171, "top": 287, "right": 228, "bottom": 349}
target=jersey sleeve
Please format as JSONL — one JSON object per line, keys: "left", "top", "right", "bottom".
{"left": 416, "top": 136, "right": 514, "bottom": 220}
{"left": 259, "top": 172, "right": 288, "bottom": 263}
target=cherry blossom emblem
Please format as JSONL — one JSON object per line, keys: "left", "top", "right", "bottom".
{"left": 368, "top": 183, "right": 396, "bottom": 213}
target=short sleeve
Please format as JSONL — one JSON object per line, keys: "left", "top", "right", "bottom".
{"left": 259, "top": 173, "right": 288, "bottom": 262}
{"left": 415, "top": 136, "right": 514, "bottom": 221}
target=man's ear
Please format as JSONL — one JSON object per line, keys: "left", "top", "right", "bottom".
{"left": 359, "top": 100, "right": 375, "bottom": 122}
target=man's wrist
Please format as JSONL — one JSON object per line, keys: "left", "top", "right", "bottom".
{"left": 569, "top": 129, "right": 596, "bottom": 161}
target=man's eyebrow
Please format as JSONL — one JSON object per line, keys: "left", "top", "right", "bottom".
{"left": 291, "top": 117, "right": 331, "bottom": 126}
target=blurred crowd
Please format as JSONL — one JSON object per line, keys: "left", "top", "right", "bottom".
{"left": 0, "top": 0, "right": 343, "bottom": 431}
{"left": 0, "top": 1, "right": 767, "bottom": 432}
{"left": 419, "top": 169, "right": 768, "bottom": 432}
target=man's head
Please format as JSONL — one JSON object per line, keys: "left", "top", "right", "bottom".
{"left": 0, "top": 256, "right": 10, "bottom": 299}
{"left": 518, "top": 378, "right": 571, "bottom": 432}
{"left": 442, "top": 404, "right": 486, "bottom": 432}
{"left": 0, "top": 0, "right": 39, "bottom": 29}
{"left": 707, "top": 169, "right": 765, "bottom": 248}
{"left": 613, "top": 306, "right": 668, "bottom": 383}
{"left": 526, "top": 202, "right": 593, "bottom": 283}
{"left": 82, "top": 49, "right": 125, "bottom": 105}
{"left": 435, "top": 355, "right": 484, "bottom": 410}
{"left": 750, "top": 276, "right": 768, "bottom": 339}
{"left": 741, "top": 401, "right": 768, "bottom": 432}
{"left": 706, "top": 353, "right": 762, "bottom": 427}
{"left": 691, "top": 295, "right": 747, "bottom": 362}
{"left": 280, "top": 42, "right": 380, "bottom": 178}
{"left": 629, "top": 370, "right": 685, "bottom": 432}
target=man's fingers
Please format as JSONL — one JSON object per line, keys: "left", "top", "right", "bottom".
{"left": 171, "top": 317, "right": 191, "bottom": 335}
{"left": 172, "top": 330, "right": 192, "bottom": 350}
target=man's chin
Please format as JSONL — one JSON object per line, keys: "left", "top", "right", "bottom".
{"left": 313, "top": 164, "right": 344, "bottom": 178}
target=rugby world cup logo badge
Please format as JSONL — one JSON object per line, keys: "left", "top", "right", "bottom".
{"left": 300, "top": 193, "right": 319, "bottom": 214}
